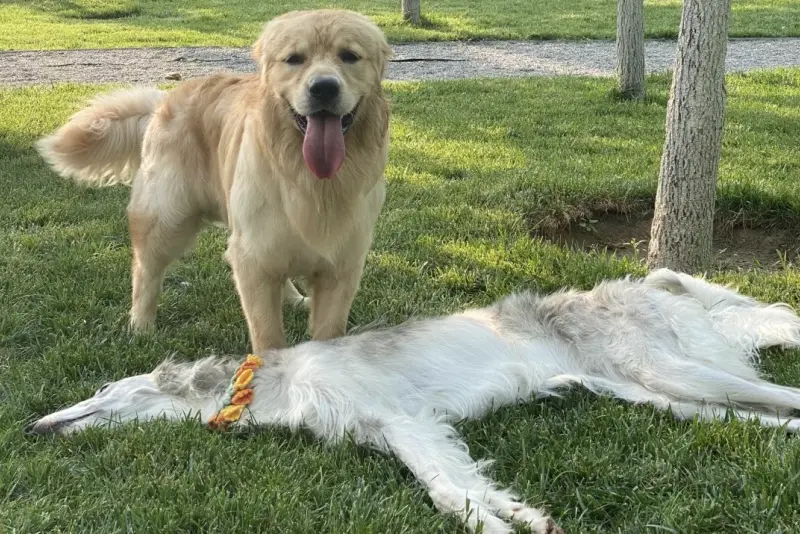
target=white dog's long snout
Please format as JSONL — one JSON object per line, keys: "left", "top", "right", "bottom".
{"left": 29, "top": 372, "right": 209, "bottom": 436}
{"left": 27, "top": 405, "right": 97, "bottom": 435}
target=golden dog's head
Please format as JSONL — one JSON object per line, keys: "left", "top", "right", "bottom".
{"left": 252, "top": 10, "right": 391, "bottom": 179}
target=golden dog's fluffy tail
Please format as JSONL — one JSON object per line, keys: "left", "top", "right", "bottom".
{"left": 36, "top": 87, "right": 165, "bottom": 187}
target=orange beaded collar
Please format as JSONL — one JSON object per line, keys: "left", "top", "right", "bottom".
{"left": 207, "top": 354, "right": 264, "bottom": 431}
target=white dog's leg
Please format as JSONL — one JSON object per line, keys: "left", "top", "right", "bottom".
{"left": 669, "top": 401, "right": 800, "bottom": 431}
{"left": 375, "top": 414, "right": 561, "bottom": 534}
{"left": 560, "top": 375, "right": 800, "bottom": 431}
{"left": 710, "top": 303, "right": 800, "bottom": 351}
{"left": 644, "top": 360, "right": 800, "bottom": 412}
{"left": 645, "top": 268, "right": 800, "bottom": 350}
{"left": 644, "top": 269, "right": 758, "bottom": 309}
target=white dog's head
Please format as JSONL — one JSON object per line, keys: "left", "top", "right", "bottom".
{"left": 28, "top": 357, "right": 238, "bottom": 435}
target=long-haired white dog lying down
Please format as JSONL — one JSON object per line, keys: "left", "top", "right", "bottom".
{"left": 30, "top": 269, "right": 800, "bottom": 534}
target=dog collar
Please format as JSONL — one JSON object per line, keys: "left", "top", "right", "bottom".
{"left": 208, "top": 354, "right": 264, "bottom": 430}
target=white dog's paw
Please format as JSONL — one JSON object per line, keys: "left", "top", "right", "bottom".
{"left": 533, "top": 516, "right": 563, "bottom": 534}
{"left": 474, "top": 514, "right": 514, "bottom": 534}
{"left": 498, "top": 503, "right": 562, "bottom": 534}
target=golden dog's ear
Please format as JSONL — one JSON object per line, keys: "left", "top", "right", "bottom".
{"left": 251, "top": 32, "right": 266, "bottom": 65}
{"left": 252, "top": 11, "right": 307, "bottom": 69}
{"left": 345, "top": 11, "right": 392, "bottom": 82}
{"left": 251, "top": 15, "right": 290, "bottom": 77}
{"left": 251, "top": 22, "right": 273, "bottom": 71}
{"left": 378, "top": 38, "right": 393, "bottom": 79}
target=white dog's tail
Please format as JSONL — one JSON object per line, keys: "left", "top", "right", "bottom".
{"left": 645, "top": 268, "right": 800, "bottom": 351}
{"left": 36, "top": 87, "right": 165, "bottom": 187}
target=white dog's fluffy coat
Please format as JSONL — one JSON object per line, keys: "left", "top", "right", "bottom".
{"left": 31, "top": 270, "right": 800, "bottom": 534}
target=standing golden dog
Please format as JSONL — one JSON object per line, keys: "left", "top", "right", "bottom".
{"left": 36, "top": 10, "right": 391, "bottom": 351}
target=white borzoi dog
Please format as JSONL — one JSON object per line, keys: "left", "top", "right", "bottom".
{"left": 30, "top": 269, "right": 800, "bottom": 534}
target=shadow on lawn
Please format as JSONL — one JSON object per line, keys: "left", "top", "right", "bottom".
{"left": 387, "top": 75, "right": 800, "bottom": 230}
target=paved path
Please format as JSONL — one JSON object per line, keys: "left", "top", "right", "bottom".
{"left": 2, "top": 38, "right": 799, "bottom": 86}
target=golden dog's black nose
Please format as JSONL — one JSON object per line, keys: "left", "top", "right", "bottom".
{"left": 309, "top": 76, "right": 340, "bottom": 103}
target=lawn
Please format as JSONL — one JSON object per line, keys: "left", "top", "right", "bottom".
{"left": 1, "top": 0, "right": 799, "bottom": 50}
{"left": 2, "top": 70, "right": 800, "bottom": 532}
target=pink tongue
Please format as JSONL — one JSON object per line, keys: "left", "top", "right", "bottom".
{"left": 302, "top": 113, "right": 345, "bottom": 179}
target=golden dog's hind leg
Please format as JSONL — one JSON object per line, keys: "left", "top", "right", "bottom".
{"left": 128, "top": 210, "right": 203, "bottom": 331}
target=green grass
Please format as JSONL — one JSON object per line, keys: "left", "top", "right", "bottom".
{"left": 3, "top": 71, "right": 800, "bottom": 532}
{"left": 1, "top": 0, "right": 799, "bottom": 50}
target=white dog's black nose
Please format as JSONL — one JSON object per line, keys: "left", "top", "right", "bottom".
{"left": 24, "top": 420, "right": 51, "bottom": 435}
{"left": 308, "top": 76, "right": 341, "bottom": 103}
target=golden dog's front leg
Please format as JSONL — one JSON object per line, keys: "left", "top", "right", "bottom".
{"left": 226, "top": 241, "right": 287, "bottom": 352}
{"left": 309, "top": 264, "right": 363, "bottom": 341}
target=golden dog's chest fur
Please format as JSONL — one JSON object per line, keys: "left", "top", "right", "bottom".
{"left": 37, "top": 10, "right": 392, "bottom": 351}
{"left": 150, "top": 73, "right": 388, "bottom": 253}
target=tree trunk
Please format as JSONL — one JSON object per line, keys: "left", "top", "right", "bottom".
{"left": 647, "top": 0, "right": 732, "bottom": 273}
{"left": 402, "top": 0, "right": 421, "bottom": 25}
{"left": 616, "top": 0, "right": 645, "bottom": 99}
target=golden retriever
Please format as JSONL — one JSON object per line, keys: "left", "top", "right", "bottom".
{"left": 36, "top": 10, "right": 392, "bottom": 351}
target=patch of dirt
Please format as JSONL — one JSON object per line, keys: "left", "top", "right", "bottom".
{"left": 544, "top": 213, "right": 800, "bottom": 271}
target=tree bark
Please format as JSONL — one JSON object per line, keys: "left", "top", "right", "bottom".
{"left": 402, "top": 0, "right": 421, "bottom": 25}
{"left": 616, "top": 0, "right": 645, "bottom": 99}
{"left": 647, "top": 0, "right": 732, "bottom": 273}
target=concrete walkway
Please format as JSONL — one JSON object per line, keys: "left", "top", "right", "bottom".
{"left": 2, "top": 38, "right": 799, "bottom": 86}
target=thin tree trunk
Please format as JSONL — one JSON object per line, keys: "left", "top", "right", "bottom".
{"left": 402, "top": 0, "right": 421, "bottom": 25}
{"left": 616, "top": 0, "right": 645, "bottom": 99}
{"left": 647, "top": 0, "right": 732, "bottom": 273}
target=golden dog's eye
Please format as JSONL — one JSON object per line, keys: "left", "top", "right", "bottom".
{"left": 339, "top": 50, "right": 360, "bottom": 63}
{"left": 285, "top": 54, "right": 304, "bottom": 66}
